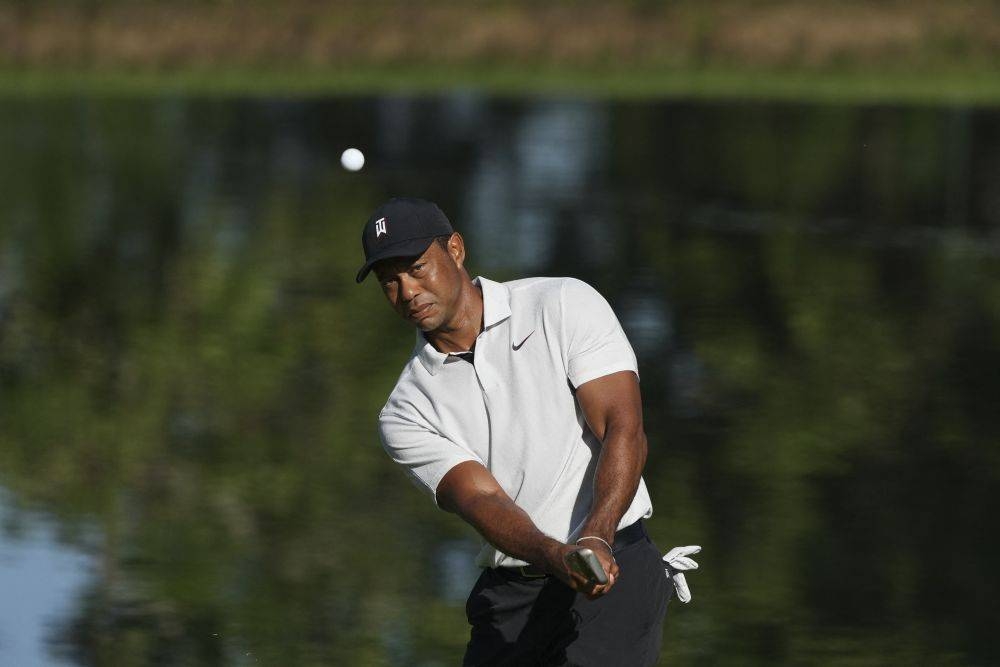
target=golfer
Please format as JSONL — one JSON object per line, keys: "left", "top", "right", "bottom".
{"left": 358, "top": 198, "right": 672, "bottom": 666}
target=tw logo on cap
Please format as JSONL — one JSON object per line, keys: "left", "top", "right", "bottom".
{"left": 375, "top": 217, "right": 387, "bottom": 238}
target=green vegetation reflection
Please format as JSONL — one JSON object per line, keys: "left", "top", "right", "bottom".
{"left": 1, "top": 97, "right": 998, "bottom": 665}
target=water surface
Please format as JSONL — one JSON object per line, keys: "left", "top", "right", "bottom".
{"left": 1, "top": 95, "right": 999, "bottom": 665}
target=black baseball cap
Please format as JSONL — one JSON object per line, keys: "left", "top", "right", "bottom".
{"left": 355, "top": 197, "right": 454, "bottom": 283}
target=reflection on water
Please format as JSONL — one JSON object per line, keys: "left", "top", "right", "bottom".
{"left": 0, "top": 489, "right": 95, "bottom": 666}
{"left": 1, "top": 94, "right": 999, "bottom": 665}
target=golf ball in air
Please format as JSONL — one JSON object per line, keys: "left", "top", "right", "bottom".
{"left": 341, "top": 148, "right": 365, "bottom": 172}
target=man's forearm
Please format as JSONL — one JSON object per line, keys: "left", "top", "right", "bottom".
{"left": 580, "top": 426, "right": 647, "bottom": 542}
{"left": 455, "top": 490, "right": 562, "bottom": 565}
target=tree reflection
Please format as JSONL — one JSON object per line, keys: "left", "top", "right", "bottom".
{"left": 0, "top": 96, "right": 998, "bottom": 665}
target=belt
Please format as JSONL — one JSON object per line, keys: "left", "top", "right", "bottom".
{"left": 500, "top": 520, "right": 648, "bottom": 579}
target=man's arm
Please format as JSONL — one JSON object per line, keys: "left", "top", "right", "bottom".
{"left": 574, "top": 370, "right": 648, "bottom": 581}
{"left": 436, "top": 461, "right": 604, "bottom": 595}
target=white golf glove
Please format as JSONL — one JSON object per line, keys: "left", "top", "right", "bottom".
{"left": 662, "top": 545, "right": 701, "bottom": 603}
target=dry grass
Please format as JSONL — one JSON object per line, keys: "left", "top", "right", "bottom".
{"left": 0, "top": 0, "right": 998, "bottom": 72}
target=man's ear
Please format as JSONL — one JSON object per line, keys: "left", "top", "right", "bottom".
{"left": 449, "top": 232, "right": 466, "bottom": 270}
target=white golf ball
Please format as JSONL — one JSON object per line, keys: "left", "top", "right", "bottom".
{"left": 341, "top": 148, "right": 365, "bottom": 172}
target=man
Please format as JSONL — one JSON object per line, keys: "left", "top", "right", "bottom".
{"left": 357, "top": 197, "right": 675, "bottom": 666}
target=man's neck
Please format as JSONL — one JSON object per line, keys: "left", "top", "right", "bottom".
{"left": 424, "top": 281, "right": 484, "bottom": 354}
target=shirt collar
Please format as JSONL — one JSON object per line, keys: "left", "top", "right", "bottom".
{"left": 415, "top": 276, "right": 511, "bottom": 376}
{"left": 476, "top": 275, "right": 512, "bottom": 330}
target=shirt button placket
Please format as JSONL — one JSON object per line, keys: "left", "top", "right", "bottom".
{"left": 476, "top": 366, "right": 488, "bottom": 395}
{"left": 476, "top": 361, "right": 495, "bottom": 397}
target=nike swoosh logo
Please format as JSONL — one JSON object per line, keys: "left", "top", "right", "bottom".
{"left": 512, "top": 330, "right": 535, "bottom": 351}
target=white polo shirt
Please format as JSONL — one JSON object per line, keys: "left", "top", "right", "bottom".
{"left": 378, "top": 276, "right": 653, "bottom": 568}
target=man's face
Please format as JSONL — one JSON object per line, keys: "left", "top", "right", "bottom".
{"left": 373, "top": 234, "right": 466, "bottom": 332}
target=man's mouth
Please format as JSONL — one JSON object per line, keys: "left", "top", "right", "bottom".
{"left": 409, "top": 303, "right": 432, "bottom": 319}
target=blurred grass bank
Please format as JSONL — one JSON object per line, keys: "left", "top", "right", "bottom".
{"left": 1, "top": 0, "right": 999, "bottom": 101}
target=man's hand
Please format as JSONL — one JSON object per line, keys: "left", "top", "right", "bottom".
{"left": 541, "top": 541, "right": 619, "bottom": 600}
{"left": 576, "top": 536, "right": 619, "bottom": 596}
{"left": 573, "top": 535, "right": 619, "bottom": 599}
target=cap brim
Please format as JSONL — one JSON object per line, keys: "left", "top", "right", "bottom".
{"left": 355, "top": 236, "right": 437, "bottom": 283}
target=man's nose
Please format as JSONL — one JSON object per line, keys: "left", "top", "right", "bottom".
{"left": 399, "top": 274, "right": 420, "bottom": 302}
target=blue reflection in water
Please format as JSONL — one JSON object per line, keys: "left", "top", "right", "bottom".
{"left": 436, "top": 540, "right": 482, "bottom": 605}
{"left": 0, "top": 488, "right": 95, "bottom": 667}
{"left": 465, "top": 100, "right": 607, "bottom": 272}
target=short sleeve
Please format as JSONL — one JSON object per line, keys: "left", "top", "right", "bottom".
{"left": 560, "top": 278, "right": 639, "bottom": 389}
{"left": 378, "top": 411, "right": 483, "bottom": 505}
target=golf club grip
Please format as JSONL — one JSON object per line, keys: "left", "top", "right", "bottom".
{"left": 567, "top": 548, "right": 609, "bottom": 585}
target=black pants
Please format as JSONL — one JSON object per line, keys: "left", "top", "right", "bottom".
{"left": 463, "top": 522, "right": 672, "bottom": 666}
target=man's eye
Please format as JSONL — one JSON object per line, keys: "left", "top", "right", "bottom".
{"left": 411, "top": 264, "right": 425, "bottom": 274}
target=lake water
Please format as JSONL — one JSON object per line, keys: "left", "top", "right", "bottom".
{"left": 1, "top": 95, "right": 999, "bottom": 665}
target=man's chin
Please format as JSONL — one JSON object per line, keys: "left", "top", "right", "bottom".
{"left": 414, "top": 317, "right": 441, "bottom": 332}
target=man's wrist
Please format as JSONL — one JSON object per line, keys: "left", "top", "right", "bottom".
{"left": 579, "top": 521, "right": 616, "bottom": 547}
{"left": 576, "top": 535, "right": 614, "bottom": 555}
